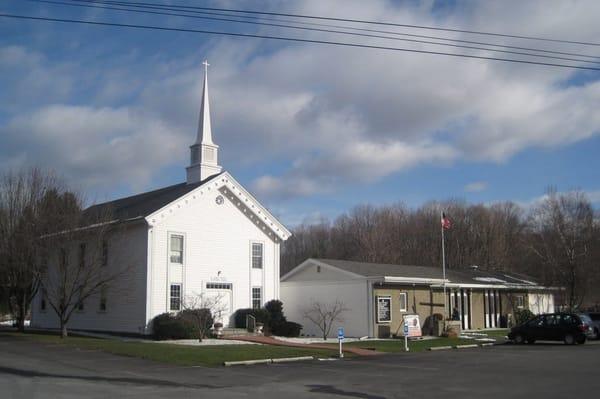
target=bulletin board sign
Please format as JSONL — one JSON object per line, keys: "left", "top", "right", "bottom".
{"left": 402, "top": 314, "right": 422, "bottom": 338}
{"left": 376, "top": 296, "right": 392, "bottom": 323}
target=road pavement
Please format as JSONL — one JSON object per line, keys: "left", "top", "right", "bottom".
{"left": 1, "top": 335, "right": 599, "bottom": 398}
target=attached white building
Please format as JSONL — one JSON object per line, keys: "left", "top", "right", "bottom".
{"left": 31, "top": 62, "right": 291, "bottom": 334}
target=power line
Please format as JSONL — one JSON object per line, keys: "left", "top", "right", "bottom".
{"left": 66, "top": 0, "right": 600, "bottom": 47}
{"left": 2, "top": 13, "right": 600, "bottom": 72}
{"left": 75, "top": 0, "right": 600, "bottom": 61}
{"left": 33, "top": 0, "right": 600, "bottom": 65}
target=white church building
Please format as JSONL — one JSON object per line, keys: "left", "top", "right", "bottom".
{"left": 31, "top": 62, "right": 291, "bottom": 335}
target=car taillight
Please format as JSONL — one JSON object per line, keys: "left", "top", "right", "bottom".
{"left": 579, "top": 324, "right": 588, "bottom": 332}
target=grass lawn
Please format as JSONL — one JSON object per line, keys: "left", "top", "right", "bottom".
{"left": 1, "top": 331, "right": 337, "bottom": 367}
{"left": 339, "top": 337, "right": 478, "bottom": 353}
{"left": 477, "top": 329, "right": 509, "bottom": 339}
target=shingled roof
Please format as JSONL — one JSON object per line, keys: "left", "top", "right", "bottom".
{"left": 84, "top": 173, "right": 222, "bottom": 222}
{"left": 296, "top": 259, "right": 542, "bottom": 288}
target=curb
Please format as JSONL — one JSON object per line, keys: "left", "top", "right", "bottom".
{"left": 224, "top": 359, "right": 272, "bottom": 367}
{"left": 454, "top": 344, "right": 479, "bottom": 349}
{"left": 224, "top": 356, "right": 315, "bottom": 366}
{"left": 480, "top": 343, "right": 496, "bottom": 347}
{"left": 272, "top": 356, "right": 314, "bottom": 364}
{"left": 428, "top": 346, "right": 453, "bottom": 351}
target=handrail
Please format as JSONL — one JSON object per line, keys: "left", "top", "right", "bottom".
{"left": 246, "top": 314, "right": 256, "bottom": 332}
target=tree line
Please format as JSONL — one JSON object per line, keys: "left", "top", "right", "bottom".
{"left": 281, "top": 191, "right": 600, "bottom": 310}
{"left": 0, "top": 168, "right": 127, "bottom": 337}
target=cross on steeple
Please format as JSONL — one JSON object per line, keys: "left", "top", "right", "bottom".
{"left": 202, "top": 60, "right": 210, "bottom": 72}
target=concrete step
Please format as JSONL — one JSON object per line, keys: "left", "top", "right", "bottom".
{"left": 219, "top": 328, "right": 262, "bottom": 337}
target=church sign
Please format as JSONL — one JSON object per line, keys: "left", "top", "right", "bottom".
{"left": 376, "top": 296, "right": 392, "bottom": 323}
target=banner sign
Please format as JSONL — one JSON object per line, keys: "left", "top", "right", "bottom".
{"left": 376, "top": 296, "right": 392, "bottom": 323}
{"left": 402, "top": 314, "right": 422, "bottom": 337}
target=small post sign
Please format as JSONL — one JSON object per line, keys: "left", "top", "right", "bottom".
{"left": 404, "top": 321, "right": 409, "bottom": 352}
{"left": 338, "top": 327, "right": 344, "bottom": 358}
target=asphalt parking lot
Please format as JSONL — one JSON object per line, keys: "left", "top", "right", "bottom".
{"left": 1, "top": 335, "right": 599, "bottom": 399}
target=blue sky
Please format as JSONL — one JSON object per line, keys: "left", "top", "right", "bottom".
{"left": 1, "top": 0, "right": 599, "bottom": 225}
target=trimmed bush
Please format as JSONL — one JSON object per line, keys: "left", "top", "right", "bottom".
{"left": 151, "top": 312, "right": 196, "bottom": 340}
{"left": 265, "top": 300, "right": 286, "bottom": 324}
{"left": 233, "top": 301, "right": 302, "bottom": 337}
{"left": 515, "top": 308, "right": 535, "bottom": 326}
{"left": 272, "top": 321, "right": 303, "bottom": 337}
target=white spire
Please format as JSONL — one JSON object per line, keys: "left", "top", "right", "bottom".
{"left": 195, "top": 60, "right": 213, "bottom": 145}
{"left": 186, "top": 60, "right": 222, "bottom": 184}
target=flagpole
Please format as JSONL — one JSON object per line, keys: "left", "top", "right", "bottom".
{"left": 441, "top": 211, "right": 447, "bottom": 320}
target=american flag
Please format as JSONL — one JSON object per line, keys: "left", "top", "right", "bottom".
{"left": 441, "top": 212, "right": 452, "bottom": 230}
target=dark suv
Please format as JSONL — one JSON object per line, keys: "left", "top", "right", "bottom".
{"left": 508, "top": 313, "right": 590, "bottom": 345}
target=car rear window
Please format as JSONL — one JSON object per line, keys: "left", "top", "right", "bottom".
{"left": 578, "top": 314, "right": 592, "bottom": 324}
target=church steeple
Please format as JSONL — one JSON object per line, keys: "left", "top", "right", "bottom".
{"left": 186, "top": 60, "right": 222, "bottom": 184}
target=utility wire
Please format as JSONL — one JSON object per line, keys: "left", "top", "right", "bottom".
{"left": 65, "top": 0, "right": 600, "bottom": 59}
{"left": 28, "top": 0, "right": 600, "bottom": 65}
{"left": 34, "top": 0, "right": 600, "bottom": 65}
{"left": 2, "top": 13, "right": 600, "bottom": 72}
{"left": 66, "top": 0, "right": 600, "bottom": 47}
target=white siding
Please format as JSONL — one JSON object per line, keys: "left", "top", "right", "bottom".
{"left": 148, "top": 185, "right": 279, "bottom": 327}
{"left": 281, "top": 280, "right": 369, "bottom": 338}
{"left": 30, "top": 223, "right": 148, "bottom": 334}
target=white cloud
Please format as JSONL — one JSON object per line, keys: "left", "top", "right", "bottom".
{"left": 1, "top": 0, "right": 600, "bottom": 203}
{"left": 1, "top": 104, "right": 186, "bottom": 191}
{"left": 464, "top": 181, "right": 488, "bottom": 193}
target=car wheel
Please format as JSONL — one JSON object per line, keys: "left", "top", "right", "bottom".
{"left": 594, "top": 328, "right": 600, "bottom": 340}
{"left": 564, "top": 334, "right": 576, "bottom": 345}
{"left": 576, "top": 336, "right": 586, "bottom": 345}
{"left": 514, "top": 333, "right": 525, "bottom": 344}
{"left": 526, "top": 339, "right": 536, "bottom": 344}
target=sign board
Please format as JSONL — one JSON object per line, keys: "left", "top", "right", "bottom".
{"left": 337, "top": 327, "right": 344, "bottom": 340}
{"left": 376, "top": 296, "right": 392, "bottom": 323}
{"left": 402, "top": 314, "right": 422, "bottom": 338}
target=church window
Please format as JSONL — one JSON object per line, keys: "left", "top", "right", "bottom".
{"left": 251, "top": 243, "right": 263, "bottom": 269}
{"left": 399, "top": 292, "right": 407, "bottom": 312}
{"left": 170, "top": 284, "right": 181, "bottom": 311}
{"left": 77, "top": 288, "right": 85, "bottom": 312}
{"left": 101, "top": 241, "right": 108, "bottom": 266}
{"left": 515, "top": 295, "right": 524, "bottom": 309}
{"left": 79, "top": 243, "right": 86, "bottom": 268}
{"left": 40, "top": 289, "right": 47, "bottom": 312}
{"left": 206, "top": 283, "right": 232, "bottom": 290}
{"left": 170, "top": 235, "right": 184, "bottom": 264}
{"left": 99, "top": 286, "right": 107, "bottom": 312}
{"left": 252, "top": 287, "right": 262, "bottom": 309}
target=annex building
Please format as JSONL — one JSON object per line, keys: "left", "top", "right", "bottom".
{"left": 31, "top": 62, "right": 291, "bottom": 334}
{"left": 281, "top": 258, "right": 556, "bottom": 338}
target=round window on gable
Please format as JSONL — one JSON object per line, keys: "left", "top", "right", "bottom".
{"left": 215, "top": 195, "right": 224, "bottom": 205}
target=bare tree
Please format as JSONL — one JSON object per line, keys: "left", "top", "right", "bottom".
{"left": 527, "top": 189, "right": 595, "bottom": 310}
{"left": 36, "top": 188, "right": 132, "bottom": 338}
{"left": 180, "top": 292, "right": 226, "bottom": 342}
{"left": 0, "top": 168, "right": 58, "bottom": 332}
{"left": 302, "top": 300, "right": 349, "bottom": 340}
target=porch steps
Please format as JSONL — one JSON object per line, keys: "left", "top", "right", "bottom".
{"left": 219, "top": 328, "right": 262, "bottom": 337}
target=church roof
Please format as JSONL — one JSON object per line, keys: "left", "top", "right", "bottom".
{"left": 84, "top": 173, "right": 222, "bottom": 222}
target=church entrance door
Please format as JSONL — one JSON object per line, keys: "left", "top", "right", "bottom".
{"left": 205, "top": 282, "right": 233, "bottom": 327}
